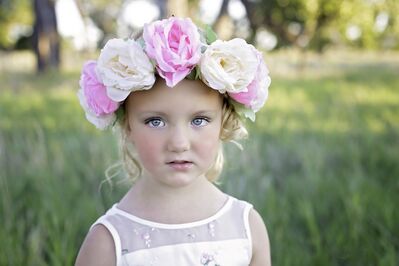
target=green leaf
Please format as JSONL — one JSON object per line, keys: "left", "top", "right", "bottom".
{"left": 112, "top": 107, "right": 125, "bottom": 127}
{"left": 243, "top": 108, "right": 256, "bottom": 122}
{"left": 136, "top": 37, "right": 145, "bottom": 49}
{"left": 186, "top": 66, "right": 201, "bottom": 80}
{"left": 230, "top": 100, "right": 256, "bottom": 122}
{"left": 195, "top": 66, "right": 201, "bottom": 79}
{"left": 186, "top": 68, "right": 196, "bottom": 80}
{"left": 205, "top": 25, "right": 217, "bottom": 44}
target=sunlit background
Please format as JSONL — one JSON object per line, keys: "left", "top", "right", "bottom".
{"left": 0, "top": 0, "right": 398, "bottom": 265}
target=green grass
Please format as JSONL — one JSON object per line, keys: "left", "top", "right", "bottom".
{"left": 1, "top": 50, "right": 398, "bottom": 265}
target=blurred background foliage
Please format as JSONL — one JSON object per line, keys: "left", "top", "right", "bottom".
{"left": 1, "top": 0, "right": 399, "bottom": 54}
{"left": 0, "top": 0, "right": 33, "bottom": 47}
{"left": 0, "top": 0, "right": 399, "bottom": 265}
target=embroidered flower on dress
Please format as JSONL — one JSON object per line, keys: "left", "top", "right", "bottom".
{"left": 133, "top": 226, "right": 157, "bottom": 248}
{"left": 200, "top": 252, "right": 220, "bottom": 266}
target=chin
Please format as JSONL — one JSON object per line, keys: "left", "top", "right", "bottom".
{"left": 160, "top": 173, "right": 204, "bottom": 188}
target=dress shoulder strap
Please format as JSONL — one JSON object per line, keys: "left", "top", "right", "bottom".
{"left": 228, "top": 197, "right": 254, "bottom": 256}
{"left": 91, "top": 207, "right": 123, "bottom": 266}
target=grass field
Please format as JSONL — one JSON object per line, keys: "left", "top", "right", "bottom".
{"left": 1, "top": 49, "right": 398, "bottom": 265}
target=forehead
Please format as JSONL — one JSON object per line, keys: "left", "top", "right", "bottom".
{"left": 126, "top": 78, "right": 222, "bottom": 113}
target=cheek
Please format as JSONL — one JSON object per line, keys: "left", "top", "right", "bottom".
{"left": 129, "top": 132, "right": 162, "bottom": 165}
{"left": 195, "top": 128, "right": 221, "bottom": 159}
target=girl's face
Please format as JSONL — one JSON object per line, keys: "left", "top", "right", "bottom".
{"left": 126, "top": 78, "right": 223, "bottom": 188}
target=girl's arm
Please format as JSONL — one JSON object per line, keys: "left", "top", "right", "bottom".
{"left": 75, "top": 224, "right": 116, "bottom": 266}
{"left": 249, "top": 208, "right": 271, "bottom": 266}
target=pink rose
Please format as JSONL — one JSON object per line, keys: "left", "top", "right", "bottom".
{"left": 228, "top": 49, "right": 270, "bottom": 113}
{"left": 79, "top": 60, "right": 119, "bottom": 116}
{"left": 143, "top": 17, "right": 202, "bottom": 87}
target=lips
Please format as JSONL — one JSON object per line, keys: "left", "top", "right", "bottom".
{"left": 167, "top": 160, "right": 193, "bottom": 171}
{"left": 168, "top": 160, "right": 191, "bottom": 164}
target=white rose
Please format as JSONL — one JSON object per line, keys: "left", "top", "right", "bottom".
{"left": 200, "top": 38, "right": 258, "bottom": 94}
{"left": 77, "top": 89, "right": 116, "bottom": 130}
{"left": 96, "top": 38, "right": 155, "bottom": 102}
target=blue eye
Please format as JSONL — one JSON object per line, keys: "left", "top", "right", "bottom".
{"left": 191, "top": 117, "right": 209, "bottom": 127}
{"left": 145, "top": 118, "right": 165, "bottom": 128}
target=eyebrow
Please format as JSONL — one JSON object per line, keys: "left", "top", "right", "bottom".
{"left": 192, "top": 110, "right": 219, "bottom": 116}
{"left": 137, "top": 111, "right": 168, "bottom": 117}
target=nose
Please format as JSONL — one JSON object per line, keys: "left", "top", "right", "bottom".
{"left": 167, "top": 126, "right": 190, "bottom": 153}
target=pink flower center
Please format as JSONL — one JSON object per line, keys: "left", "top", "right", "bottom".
{"left": 169, "top": 24, "right": 182, "bottom": 52}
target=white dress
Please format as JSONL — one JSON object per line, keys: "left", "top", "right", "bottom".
{"left": 91, "top": 196, "right": 253, "bottom": 266}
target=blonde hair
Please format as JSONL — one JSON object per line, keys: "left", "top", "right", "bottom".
{"left": 115, "top": 95, "right": 248, "bottom": 183}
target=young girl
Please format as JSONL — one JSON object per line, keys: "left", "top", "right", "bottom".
{"left": 75, "top": 17, "right": 271, "bottom": 266}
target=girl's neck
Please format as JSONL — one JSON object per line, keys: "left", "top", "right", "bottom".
{"left": 118, "top": 175, "right": 227, "bottom": 224}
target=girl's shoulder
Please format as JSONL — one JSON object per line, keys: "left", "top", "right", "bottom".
{"left": 248, "top": 208, "right": 271, "bottom": 266}
{"left": 75, "top": 224, "right": 116, "bottom": 266}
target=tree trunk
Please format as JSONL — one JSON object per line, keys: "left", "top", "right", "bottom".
{"left": 32, "top": 0, "right": 60, "bottom": 73}
{"left": 240, "top": 0, "right": 259, "bottom": 43}
{"left": 167, "top": 0, "right": 188, "bottom": 17}
{"left": 214, "top": 0, "right": 230, "bottom": 23}
{"left": 213, "top": 0, "right": 234, "bottom": 40}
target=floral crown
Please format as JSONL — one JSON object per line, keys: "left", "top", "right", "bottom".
{"left": 78, "top": 17, "right": 271, "bottom": 130}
